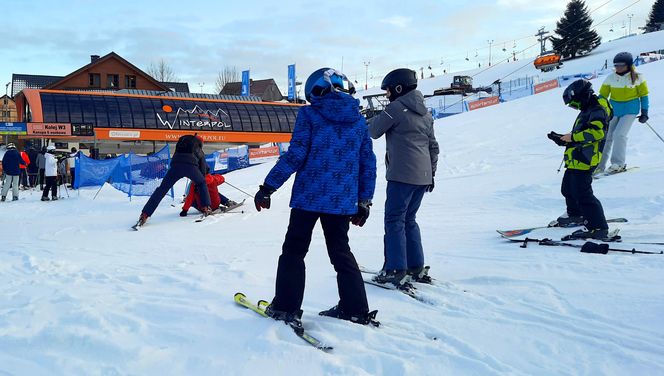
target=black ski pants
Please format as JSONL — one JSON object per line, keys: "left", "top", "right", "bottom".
{"left": 561, "top": 168, "right": 608, "bottom": 230}
{"left": 141, "top": 163, "right": 210, "bottom": 217}
{"left": 271, "top": 208, "right": 369, "bottom": 315}
{"left": 42, "top": 176, "right": 57, "bottom": 198}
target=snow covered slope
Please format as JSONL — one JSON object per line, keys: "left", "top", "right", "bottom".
{"left": 1, "top": 39, "right": 663, "bottom": 375}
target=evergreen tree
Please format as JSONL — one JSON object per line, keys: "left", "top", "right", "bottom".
{"left": 645, "top": 0, "right": 664, "bottom": 32}
{"left": 550, "top": 0, "right": 601, "bottom": 59}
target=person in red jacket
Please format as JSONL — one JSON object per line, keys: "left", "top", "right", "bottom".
{"left": 179, "top": 170, "right": 238, "bottom": 216}
{"left": 19, "top": 149, "right": 30, "bottom": 188}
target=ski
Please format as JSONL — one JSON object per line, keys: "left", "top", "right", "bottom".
{"left": 233, "top": 292, "right": 333, "bottom": 352}
{"left": 195, "top": 199, "right": 246, "bottom": 222}
{"left": 497, "top": 217, "right": 628, "bottom": 238}
{"left": 593, "top": 166, "right": 639, "bottom": 179}
{"left": 359, "top": 265, "right": 435, "bottom": 285}
{"left": 362, "top": 279, "right": 433, "bottom": 305}
{"left": 131, "top": 221, "right": 144, "bottom": 231}
{"left": 509, "top": 237, "right": 663, "bottom": 255}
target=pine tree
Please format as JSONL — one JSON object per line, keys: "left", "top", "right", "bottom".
{"left": 550, "top": 0, "right": 601, "bottom": 59}
{"left": 645, "top": 0, "right": 664, "bottom": 32}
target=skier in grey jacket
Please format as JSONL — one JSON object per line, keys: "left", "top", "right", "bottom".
{"left": 368, "top": 68, "right": 439, "bottom": 288}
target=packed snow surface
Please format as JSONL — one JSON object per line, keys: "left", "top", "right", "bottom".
{"left": 1, "top": 33, "right": 663, "bottom": 375}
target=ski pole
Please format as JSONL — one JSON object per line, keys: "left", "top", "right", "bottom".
{"left": 224, "top": 181, "right": 255, "bottom": 198}
{"left": 645, "top": 121, "right": 664, "bottom": 145}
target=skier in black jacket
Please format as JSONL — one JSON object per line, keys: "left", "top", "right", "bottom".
{"left": 135, "top": 135, "right": 211, "bottom": 227}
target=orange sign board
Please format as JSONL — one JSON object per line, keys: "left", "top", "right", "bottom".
{"left": 467, "top": 96, "right": 500, "bottom": 111}
{"left": 94, "top": 128, "right": 293, "bottom": 143}
{"left": 249, "top": 146, "right": 280, "bottom": 164}
{"left": 27, "top": 123, "right": 72, "bottom": 136}
{"left": 534, "top": 79, "right": 560, "bottom": 94}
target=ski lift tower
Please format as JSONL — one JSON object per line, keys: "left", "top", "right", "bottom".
{"left": 535, "top": 27, "right": 550, "bottom": 54}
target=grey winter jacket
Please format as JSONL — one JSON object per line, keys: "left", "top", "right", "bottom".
{"left": 368, "top": 89, "right": 439, "bottom": 186}
{"left": 36, "top": 153, "right": 46, "bottom": 170}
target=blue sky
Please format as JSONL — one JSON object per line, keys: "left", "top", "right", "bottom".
{"left": 0, "top": 0, "right": 653, "bottom": 95}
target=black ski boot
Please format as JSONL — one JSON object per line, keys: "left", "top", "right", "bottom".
{"left": 555, "top": 214, "right": 585, "bottom": 228}
{"left": 12, "top": 196, "right": 19, "bottom": 201}
{"left": 1, "top": 196, "right": 5, "bottom": 202}
{"left": 407, "top": 266, "right": 433, "bottom": 284}
{"left": 264, "top": 304, "right": 304, "bottom": 329}
{"left": 41, "top": 196, "right": 50, "bottom": 201}
{"left": 319, "top": 305, "right": 380, "bottom": 327}
{"left": 371, "top": 269, "right": 412, "bottom": 290}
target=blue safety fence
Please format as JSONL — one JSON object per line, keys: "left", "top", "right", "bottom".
{"left": 75, "top": 145, "right": 173, "bottom": 199}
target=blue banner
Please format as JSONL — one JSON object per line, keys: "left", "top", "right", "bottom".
{"left": 241, "top": 70, "right": 250, "bottom": 96}
{"left": 0, "top": 122, "right": 27, "bottom": 135}
{"left": 287, "top": 64, "right": 296, "bottom": 100}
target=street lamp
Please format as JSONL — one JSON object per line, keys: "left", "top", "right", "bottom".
{"left": 363, "top": 61, "right": 370, "bottom": 90}
{"left": 487, "top": 40, "right": 494, "bottom": 66}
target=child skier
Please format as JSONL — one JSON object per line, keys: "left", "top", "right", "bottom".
{"left": 548, "top": 79, "right": 611, "bottom": 240}
{"left": 254, "top": 68, "right": 379, "bottom": 327}
{"left": 179, "top": 168, "right": 238, "bottom": 216}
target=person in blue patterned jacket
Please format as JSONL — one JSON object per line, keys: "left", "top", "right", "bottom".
{"left": 254, "top": 68, "right": 379, "bottom": 327}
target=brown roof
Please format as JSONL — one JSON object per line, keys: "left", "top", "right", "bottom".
{"left": 43, "top": 52, "right": 171, "bottom": 91}
{"left": 220, "top": 78, "right": 281, "bottom": 97}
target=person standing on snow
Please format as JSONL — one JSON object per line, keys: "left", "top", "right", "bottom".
{"left": 254, "top": 68, "right": 379, "bottom": 327}
{"left": 179, "top": 167, "right": 238, "bottom": 216}
{"left": 36, "top": 146, "right": 46, "bottom": 190}
{"left": 595, "top": 52, "right": 650, "bottom": 174}
{"left": 41, "top": 145, "right": 59, "bottom": 201}
{"left": 548, "top": 79, "right": 610, "bottom": 240}
{"left": 367, "top": 68, "right": 439, "bottom": 288}
{"left": 135, "top": 134, "right": 212, "bottom": 227}
{"left": 1, "top": 143, "right": 22, "bottom": 201}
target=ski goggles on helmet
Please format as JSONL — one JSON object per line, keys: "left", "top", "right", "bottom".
{"left": 566, "top": 100, "right": 581, "bottom": 110}
{"left": 314, "top": 69, "right": 356, "bottom": 97}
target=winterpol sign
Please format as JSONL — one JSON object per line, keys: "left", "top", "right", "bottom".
{"left": 534, "top": 79, "right": 560, "bottom": 94}
{"left": 467, "top": 96, "right": 500, "bottom": 111}
{"left": 156, "top": 105, "right": 231, "bottom": 130}
{"left": 27, "top": 123, "right": 72, "bottom": 136}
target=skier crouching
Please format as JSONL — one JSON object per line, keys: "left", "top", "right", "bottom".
{"left": 254, "top": 68, "right": 379, "bottom": 327}
{"left": 548, "top": 79, "right": 611, "bottom": 240}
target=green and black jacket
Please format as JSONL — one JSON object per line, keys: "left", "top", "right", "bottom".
{"left": 564, "top": 97, "right": 610, "bottom": 171}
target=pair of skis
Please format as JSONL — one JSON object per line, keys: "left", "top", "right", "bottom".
{"left": 496, "top": 217, "right": 628, "bottom": 238}
{"left": 194, "top": 199, "right": 246, "bottom": 222}
{"left": 359, "top": 266, "right": 437, "bottom": 304}
{"left": 233, "top": 293, "right": 333, "bottom": 352}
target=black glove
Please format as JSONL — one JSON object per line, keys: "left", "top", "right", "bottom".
{"left": 351, "top": 200, "right": 372, "bottom": 227}
{"left": 426, "top": 175, "right": 435, "bottom": 193}
{"left": 254, "top": 184, "right": 276, "bottom": 211}
{"left": 179, "top": 210, "right": 188, "bottom": 217}
{"left": 547, "top": 131, "right": 567, "bottom": 146}
{"left": 638, "top": 109, "right": 649, "bottom": 124}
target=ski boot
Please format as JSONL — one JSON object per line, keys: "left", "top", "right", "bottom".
{"left": 371, "top": 269, "right": 412, "bottom": 290}
{"left": 606, "top": 164, "right": 626, "bottom": 174}
{"left": 407, "top": 265, "right": 433, "bottom": 284}
{"left": 41, "top": 196, "right": 50, "bottom": 201}
{"left": 555, "top": 214, "right": 585, "bottom": 228}
{"left": 12, "top": 196, "right": 19, "bottom": 201}
{"left": 319, "top": 305, "right": 380, "bottom": 327}
{"left": 264, "top": 304, "right": 304, "bottom": 329}
{"left": 137, "top": 212, "right": 149, "bottom": 226}
{"left": 0, "top": 196, "right": 5, "bottom": 202}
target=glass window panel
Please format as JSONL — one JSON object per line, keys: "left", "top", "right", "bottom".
{"left": 93, "top": 96, "right": 109, "bottom": 127}
{"left": 67, "top": 95, "right": 83, "bottom": 123}
{"left": 117, "top": 97, "right": 133, "bottom": 128}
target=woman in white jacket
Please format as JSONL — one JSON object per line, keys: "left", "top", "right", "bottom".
{"left": 42, "top": 145, "right": 59, "bottom": 201}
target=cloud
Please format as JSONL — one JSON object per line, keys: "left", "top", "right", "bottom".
{"left": 380, "top": 16, "right": 412, "bottom": 28}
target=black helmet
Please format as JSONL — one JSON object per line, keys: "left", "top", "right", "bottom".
{"left": 304, "top": 68, "right": 355, "bottom": 102}
{"left": 563, "top": 79, "right": 594, "bottom": 109}
{"left": 381, "top": 68, "right": 417, "bottom": 101}
{"left": 613, "top": 52, "right": 633, "bottom": 67}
